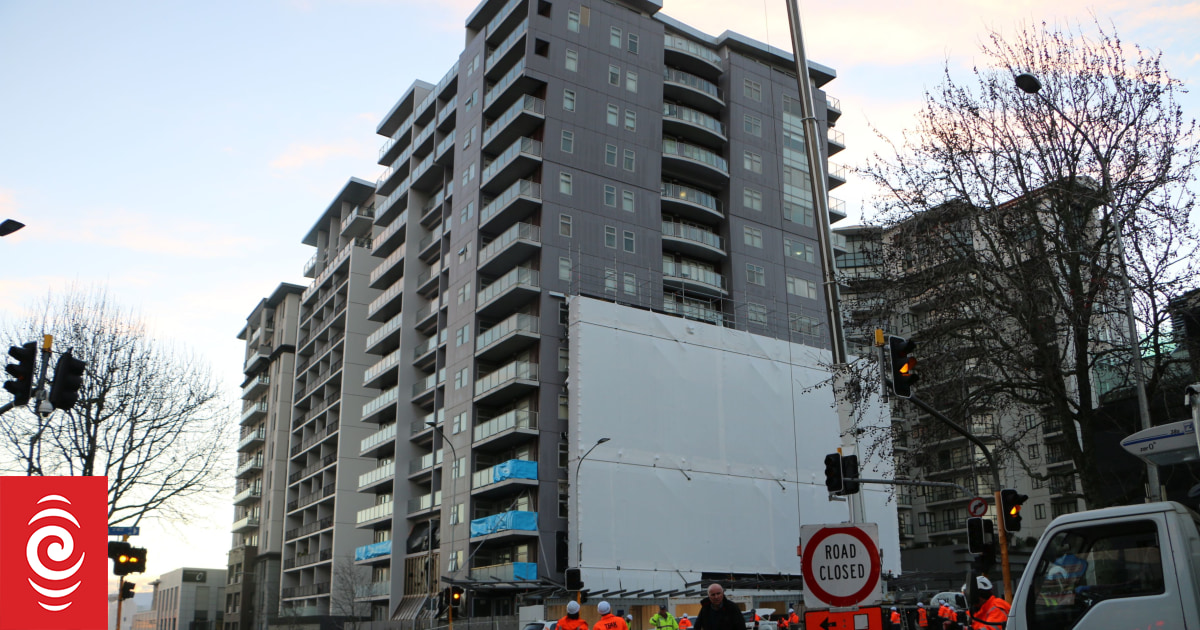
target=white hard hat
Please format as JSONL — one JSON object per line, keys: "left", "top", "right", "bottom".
{"left": 891, "top": 607, "right": 897, "bottom": 611}
{"left": 682, "top": 615, "right": 689, "bottom": 619}
{"left": 976, "top": 576, "right": 994, "bottom": 591}
{"left": 599, "top": 602, "right": 612, "bottom": 614}
{"left": 917, "top": 603, "right": 924, "bottom": 607}
{"left": 567, "top": 601, "right": 581, "bottom": 615}
{"left": 788, "top": 609, "right": 794, "bottom": 614}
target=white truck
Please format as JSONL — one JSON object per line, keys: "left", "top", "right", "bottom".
{"left": 1004, "top": 500, "right": 1200, "bottom": 629}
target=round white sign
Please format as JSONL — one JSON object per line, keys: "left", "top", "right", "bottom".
{"left": 800, "top": 526, "right": 881, "bottom": 608}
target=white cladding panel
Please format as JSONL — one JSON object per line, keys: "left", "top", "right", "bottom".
{"left": 568, "top": 297, "right": 899, "bottom": 592}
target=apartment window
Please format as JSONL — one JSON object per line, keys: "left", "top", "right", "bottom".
{"left": 466, "top": 53, "right": 480, "bottom": 76}
{"left": 559, "top": 213, "right": 573, "bottom": 237}
{"left": 605, "top": 144, "right": 618, "bottom": 166}
{"left": 744, "top": 114, "right": 762, "bottom": 137}
{"left": 558, "top": 480, "right": 569, "bottom": 517}
{"left": 610, "top": 26, "right": 622, "bottom": 47}
{"left": 454, "top": 367, "right": 469, "bottom": 390}
{"left": 748, "top": 303, "right": 768, "bottom": 325}
{"left": 744, "top": 78, "right": 762, "bottom": 101}
{"left": 627, "top": 33, "right": 639, "bottom": 54}
{"left": 744, "top": 226, "right": 763, "bottom": 248}
{"left": 626, "top": 71, "right": 638, "bottom": 93}
{"left": 459, "top": 201, "right": 474, "bottom": 224}
{"left": 452, "top": 412, "right": 467, "bottom": 435}
{"left": 623, "top": 230, "right": 635, "bottom": 253}
{"left": 608, "top": 64, "right": 620, "bottom": 86}
{"left": 559, "top": 394, "right": 569, "bottom": 418}
{"left": 448, "top": 550, "right": 464, "bottom": 572}
{"left": 603, "top": 185, "right": 617, "bottom": 207}
{"left": 450, "top": 502, "right": 465, "bottom": 524}
{"left": 624, "top": 109, "right": 636, "bottom": 131}
{"left": 558, "top": 347, "right": 569, "bottom": 372}
{"left": 463, "top": 125, "right": 476, "bottom": 147}
{"left": 1028, "top": 444, "right": 1040, "bottom": 459}
{"left": 746, "top": 263, "right": 765, "bottom": 286}
{"left": 461, "top": 163, "right": 475, "bottom": 186}
{"left": 744, "top": 188, "right": 763, "bottom": 211}
{"left": 784, "top": 200, "right": 814, "bottom": 226}
{"left": 1025, "top": 414, "right": 1036, "bottom": 430}
{"left": 787, "top": 276, "right": 818, "bottom": 299}
{"left": 567, "top": 9, "right": 580, "bottom": 32}
{"left": 789, "top": 313, "right": 820, "bottom": 335}
{"left": 560, "top": 130, "right": 574, "bottom": 153}
{"left": 559, "top": 256, "right": 572, "bottom": 281}
{"left": 464, "top": 89, "right": 477, "bottom": 111}
{"left": 621, "top": 190, "right": 635, "bottom": 212}
{"left": 452, "top": 456, "right": 466, "bottom": 479}
{"left": 565, "top": 49, "right": 578, "bottom": 72}
{"left": 784, "top": 238, "right": 815, "bottom": 263}
{"left": 620, "top": 148, "right": 635, "bottom": 171}
{"left": 623, "top": 272, "right": 637, "bottom": 295}
{"left": 534, "top": 38, "right": 549, "bottom": 56}
{"left": 559, "top": 171, "right": 573, "bottom": 195}
{"left": 604, "top": 226, "right": 617, "bottom": 249}
{"left": 455, "top": 324, "right": 471, "bottom": 347}
{"left": 580, "top": 5, "right": 591, "bottom": 25}
{"left": 457, "top": 282, "right": 472, "bottom": 304}
{"left": 563, "top": 89, "right": 576, "bottom": 112}
{"left": 744, "top": 151, "right": 762, "bottom": 173}
{"left": 604, "top": 268, "right": 617, "bottom": 293}
{"left": 457, "top": 242, "right": 471, "bottom": 264}
{"left": 606, "top": 103, "right": 619, "bottom": 126}
{"left": 1034, "top": 504, "right": 1047, "bottom": 520}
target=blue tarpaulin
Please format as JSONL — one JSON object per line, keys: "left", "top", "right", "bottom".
{"left": 354, "top": 540, "right": 392, "bottom": 561}
{"left": 513, "top": 561, "right": 537, "bottom": 580}
{"left": 493, "top": 459, "right": 537, "bottom": 482}
{"left": 470, "top": 510, "right": 538, "bottom": 537}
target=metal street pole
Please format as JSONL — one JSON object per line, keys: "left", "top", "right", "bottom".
{"left": 427, "top": 420, "right": 459, "bottom": 617}
{"left": 574, "top": 437, "right": 610, "bottom": 598}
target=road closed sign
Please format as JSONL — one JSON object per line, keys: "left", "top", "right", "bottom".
{"left": 800, "top": 523, "right": 882, "bottom": 608}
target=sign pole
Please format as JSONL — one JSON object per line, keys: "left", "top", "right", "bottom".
{"left": 994, "top": 490, "right": 1013, "bottom": 602}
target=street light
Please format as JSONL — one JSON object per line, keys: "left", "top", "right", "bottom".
{"left": 426, "top": 418, "right": 460, "bottom": 614}
{"left": 0, "top": 219, "right": 24, "bottom": 237}
{"left": 573, "top": 438, "right": 611, "bottom": 573}
{"left": 1015, "top": 71, "right": 1161, "bottom": 501}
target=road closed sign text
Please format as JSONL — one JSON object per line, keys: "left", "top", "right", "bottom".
{"left": 800, "top": 523, "right": 882, "bottom": 608}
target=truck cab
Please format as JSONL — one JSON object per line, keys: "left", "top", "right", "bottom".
{"left": 1007, "top": 501, "right": 1200, "bottom": 629}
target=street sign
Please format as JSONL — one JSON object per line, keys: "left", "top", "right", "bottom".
{"left": 967, "top": 497, "right": 988, "bottom": 517}
{"left": 800, "top": 523, "right": 883, "bottom": 608}
{"left": 804, "top": 607, "right": 882, "bottom": 630}
{"left": 108, "top": 526, "right": 140, "bottom": 536}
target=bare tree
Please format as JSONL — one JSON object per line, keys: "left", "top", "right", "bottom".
{"left": 851, "top": 20, "right": 1199, "bottom": 507}
{"left": 330, "top": 555, "right": 373, "bottom": 630}
{"left": 0, "top": 285, "right": 234, "bottom": 525}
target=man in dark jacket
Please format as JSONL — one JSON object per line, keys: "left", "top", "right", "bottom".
{"left": 694, "top": 583, "right": 743, "bottom": 630}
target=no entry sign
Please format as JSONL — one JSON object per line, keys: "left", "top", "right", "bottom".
{"left": 800, "top": 523, "right": 882, "bottom": 608}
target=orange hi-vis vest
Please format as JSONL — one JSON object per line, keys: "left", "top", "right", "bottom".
{"left": 560, "top": 617, "right": 589, "bottom": 630}
{"left": 596, "top": 614, "right": 628, "bottom": 630}
{"left": 678, "top": 620, "right": 692, "bottom": 630}
{"left": 890, "top": 611, "right": 900, "bottom": 624}
{"left": 788, "top": 613, "right": 799, "bottom": 626}
{"left": 917, "top": 607, "right": 928, "bottom": 627}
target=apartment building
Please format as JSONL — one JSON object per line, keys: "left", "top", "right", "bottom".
{"left": 228, "top": 283, "right": 305, "bottom": 630}
{"left": 149, "top": 568, "right": 226, "bottom": 630}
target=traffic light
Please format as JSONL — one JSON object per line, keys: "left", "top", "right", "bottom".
{"left": 840, "top": 454, "right": 861, "bottom": 495}
{"left": 48, "top": 350, "right": 87, "bottom": 411}
{"left": 120, "top": 581, "right": 136, "bottom": 600}
{"left": 4, "top": 342, "right": 37, "bottom": 406}
{"left": 565, "top": 567, "right": 583, "bottom": 590}
{"left": 450, "top": 585, "right": 465, "bottom": 609}
{"left": 967, "top": 517, "right": 997, "bottom": 572}
{"left": 1001, "top": 488, "right": 1028, "bottom": 533}
{"left": 823, "top": 453, "right": 844, "bottom": 494}
{"left": 966, "top": 517, "right": 984, "bottom": 554}
{"left": 111, "top": 543, "right": 146, "bottom": 576}
{"left": 887, "top": 336, "right": 918, "bottom": 398}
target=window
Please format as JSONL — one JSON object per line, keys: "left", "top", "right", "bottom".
{"left": 784, "top": 200, "right": 814, "bottom": 226}
{"left": 559, "top": 393, "right": 569, "bottom": 418}
{"left": 534, "top": 38, "right": 549, "bottom": 56}
{"left": 464, "top": 89, "right": 477, "bottom": 111}
{"left": 746, "top": 263, "right": 765, "bottom": 286}
{"left": 744, "top": 226, "right": 763, "bottom": 248}
{"left": 559, "top": 347, "right": 569, "bottom": 372}
{"left": 463, "top": 125, "right": 476, "bottom": 147}
{"left": 565, "top": 49, "right": 578, "bottom": 72}
{"left": 466, "top": 53, "right": 480, "bottom": 76}
{"left": 623, "top": 230, "right": 635, "bottom": 253}
{"left": 744, "top": 151, "right": 762, "bottom": 173}
{"left": 604, "top": 226, "right": 617, "bottom": 249}
{"left": 559, "top": 257, "right": 572, "bottom": 281}
{"left": 748, "top": 303, "right": 768, "bottom": 325}
{"left": 559, "top": 214, "right": 573, "bottom": 237}
{"left": 563, "top": 89, "right": 576, "bottom": 112}
{"left": 744, "top": 114, "right": 762, "bottom": 137}
{"left": 787, "top": 276, "right": 818, "bottom": 299}
{"left": 624, "top": 109, "right": 636, "bottom": 131}
{"left": 627, "top": 33, "right": 639, "bottom": 53}
{"left": 462, "top": 162, "right": 476, "bottom": 186}
{"left": 605, "top": 144, "right": 618, "bottom": 166}
{"left": 448, "top": 550, "right": 464, "bottom": 572}
{"left": 789, "top": 313, "right": 820, "bottom": 336}
{"left": 626, "top": 71, "right": 638, "bottom": 93}
{"left": 452, "top": 412, "right": 467, "bottom": 435}
{"left": 457, "top": 282, "right": 472, "bottom": 304}
{"left": 580, "top": 5, "right": 590, "bottom": 25}
{"left": 608, "top": 64, "right": 620, "bottom": 86}
{"left": 621, "top": 190, "right": 635, "bottom": 212}
{"left": 1025, "top": 414, "right": 1036, "bottom": 430}
{"left": 610, "top": 26, "right": 621, "bottom": 47}
{"left": 459, "top": 201, "right": 474, "bottom": 224}
{"left": 623, "top": 272, "right": 637, "bottom": 295}
{"left": 784, "top": 238, "right": 815, "bottom": 263}
{"left": 744, "top": 188, "right": 762, "bottom": 211}
{"left": 560, "top": 130, "right": 574, "bottom": 153}
{"left": 567, "top": 10, "right": 580, "bottom": 32}
{"left": 558, "top": 480, "right": 569, "bottom": 517}
{"left": 623, "top": 149, "right": 635, "bottom": 170}
{"left": 1034, "top": 504, "right": 1046, "bottom": 520}
{"left": 606, "top": 103, "right": 619, "bottom": 126}
{"left": 603, "top": 185, "right": 617, "bottom": 207}
{"left": 1028, "top": 444, "right": 1040, "bottom": 459}
{"left": 455, "top": 324, "right": 471, "bottom": 347}
{"left": 604, "top": 268, "right": 617, "bottom": 293}
{"left": 454, "top": 367, "right": 469, "bottom": 390}
{"left": 452, "top": 456, "right": 466, "bottom": 479}
{"left": 744, "top": 78, "right": 762, "bottom": 101}
{"left": 559, "top": 171, "right": 573, "bottom": 195}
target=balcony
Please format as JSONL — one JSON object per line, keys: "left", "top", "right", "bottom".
{"left": 376, "top": 184, "right": 409, "bottom": 229}
{"left": 284, "top": 516, "right": 333, "bottom": 542}
{"left": 437, "top": 95, "right": 458, "bottom": 133}
{"left": 281, "top": 583, "right": 331, "bottom": 599}
{"left": 237, "top": 427, "right": 267, "bottom": 452}
{"left": 377, "top": 154, "right": 411, "bottom": 198}
{"left": 355, "top": 540, "right": 393, "bottom": 563}
{"left": 288, "top": 454, "right": 337, "bottom": 485}
{"left": 360, "top": 422, "right": 398, "bottom": 458}
{"left": 240, "top": 401, "right": 268, "bottom": 426}
{"left": 244, "top": 343, "right": 270, "bottom": 373}
{"left": 483, "top": 95, "right": 545, "bottom": 154}
{"left": 483, "top": 58, "right": 544, "bottom": 118}
{"left": 476, "top": 267, "right": 539, "bottom": 318}
{"left": 418, "top": 222, "right": 444, "bottom": 260}
{"left": 828, "top": 128, "right": 846, "bottom": 155}
{"left": 289, "top": 422, "right": 339, "bottom": 458}
{"left": 412, "top": 409, "right": 444, "bottom": 438}
{"left": 479, "top": 179, "right": 541, "bottom": 235}
{"left": 662, "top": 102, "right": 727, "bottom": 148}
{"left": 373, "top": 210, "right": 408, "bottom": 258}
{"left": 242, "top": 374, "right": 270, "bottom": 399}
{"left": 411, "top": 369, "right": 445, "bottom": 406}
{"left": 379, "top": 115, "right": 413, "bottom": 165}
{"left": 663, "top": 293, "right": 725, "bottom": 326}
{"left": 479, "top": 222, "right": 541, "bottom": 275}
{"left": 288, "top": 483, "right": 336, "bottom": 512}
{"left": 407, "top": 448, "right": 444, "bottom": 478}
{"left": 412, "top": 332, "right": 441, "bottom": 371}
{"left": 365, "top": 312, "right": 403, "bottom": 356}
{"left": 363, "top": 349, "right": 401, "bottom": 390}
{"left": 660, "top": 181, "right": 723, "bottom": 223}
{"left": 358, "top": 461, "right": 395, "bottom": 491}
{"left": 662, "top": 260, "right": 727, "bottom": 297}
{"left": 236, "top": 455, "right": 263, "bottom": 478}
{"left": 475, "top": 313, "right": 539, "bottom": 362}
{"left": 470, "top": 561, "right": 537, "bottom": 582}
{"left": 475, "top": 360, "right": 538, "bottom": 406}
{"left": 410, "top": 153, "right": 442, "bottom": 192}
{"left": 303, "top": 252, "right": 325, "bottom": 279}
{"left": 481, "top": 137, "right": 542, "bottom": 195}
{"left": 233, "top": 485, "right": 262, "bottom": 506}
{"left": 661, "top": 220, "right": 726, "bottom": 261}
{"left": 662, "top": 66, "right": 724, "bottom": 114}
{"left": 470, "top": 510, "right": 537, "bottom": 542}
{"left": 662, "top": 137, "right": 729, "bottom": 185}
{"left": 417, "top": 261, "right": 443, "bottom": 297}
{"left": 828, "top": 162, "right": 847, "bottom": 189}
{"left": 485, "top": 17, "right": 528, "bottom": 79}
{"left": 355, "top": 581, "right": 391, "bottom": 601}
{"left": 474, "top": 409, "right": 538, "bottom": 451}
{"left": 362, "top": 386, "right": 399, "bottom": 424}
{"left": 663, "top": 33, "right": 723, "bottom": 79}
{"left": 435, "top": 133, "right": 455, "bottom": 165}
{"left": 232, "top": 515, "right": 260, "bottom": 534}
{"left": 357, "top": 501, "right": 395, "bottom": 525}
{"left": 414, "top": 296, "right": 442, "bottom": 333}
{"left": 341, "top": 205, "right": 375, "bottom": 238}
{"left": 369, "top": 244, "right": 405, "bottom": 290}
{"left": 826, "top": 95, "right": 842, "bottom": 123}
{"left": 285, "top": 548, "right": 333, "bottom": 570}
{"left": 405, "top": 491, "right": 442, "bottom": 516}
{"left": 367, "top": 282, "right": 403, "bottom": 323}
{"left": 927, "top": 517, "right": 969, "bottom": 535}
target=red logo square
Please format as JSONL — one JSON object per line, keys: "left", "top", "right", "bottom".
{"left": 0, "top": 476, "right": 108, "bottom": 630}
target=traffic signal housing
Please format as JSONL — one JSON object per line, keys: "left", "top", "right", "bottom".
{"left": 840, "top": 454, "right": 861, "bottom": 495}
{"left": 887, "top": 336, "right": 918, "bottom": 398}
{"left": 823, "top": 453, "right": 844, "bottom": 494}
{"left": 48, "top": 350, "right": 87, "bottom": 411}
{"left": 120, "top": 581, "right": 136, "bottom": 600}
{"left": 110, "top": 543, "right": 146, "bottom": 576}
{"left": 450, "top": 585, "right": 465, "bottom": 609}
{"left": 1001, "top": 488, "right": 1029, "bottom": 533}
{"left": 4, "top": 342, "right": 37, "bottom": 406}
{"left": 967, "top": 517, "right": 984, "bottom": 554}
{"left": 565, "top": 567, "right": 583, "bottom": 590}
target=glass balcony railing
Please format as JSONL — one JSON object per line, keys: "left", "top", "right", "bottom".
{"left": 481, "top": 137, "right": 542, "bottom": 184}
{"left": 477, "top": 267, "right": 539, "bottom": 307}
{"left": 474, "top": 409, "right": 538, "bottom": 442}
{"left": 484, "top": 58, "right": 527, "bottom": 110}
{"left": 662, "top": 138, "right": 728, "bottom": 173}
{"left": 662, "top": 221, "right": 723, "bottom": 250}
{"left": 356, "top": 501, "right": 394, "bottom": 524}
{"left": 363, "top": 349, "right": 401, "bottom": 384}
{"left": 662, "top": 261, "right": 727, "bottom": 291}
{"left": 358, "top": 461, "right": 395, "bottom": 489}
{"left": 480, "top": 180, "right": 541, "bottom": 225}
{"left": 475, "top": 361, "right": 538, "bottom": 397}
{"left": 663, "top": 102, "right": 726, "bottom": 137}
{"left": 365, "top": 312, "right": 403, "bottom": 351}
{"left": 486, "top": 18, "right": 528, "bottom": 71}
{"left": 662, "top": 67, "right": 721, "bottom": 100}
{"left": 476, "top": 313, "right": 539, "bottom": 352}
{"left": 362, "top": 386, "right": 399, "bottom": 419}
{"left": 483, "top": 96, "right": 545, "bottom": 147}
{"left": 479, "top": 222, "right": 540, "bottom": 265}
{"left": 360, "top": 422, "right": 397, "bottom": 453}
{"left": 664, "top": 34, "right": 722, "bottom": 64}
{"left": 408, "top": 448, "right": 444, "bottom": 475}
{"left": 406, "top": 491, "right": 442, "bottom": 515}
{"left": 660, "top": 181, "right": 721, "bottom": 213}
{"left": 485, "top": 0, "right": 523, "bottom": 39}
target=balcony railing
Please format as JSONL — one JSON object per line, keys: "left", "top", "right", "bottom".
{"left": 361, "top": 422, "right": 398, "bottom": 453}
{"left": 284, "top": 516, "right": 333, "bottom": 541}
{"left": 474, "top": 409, "right": 538, "bottom": 442}
{"left": 662, "top": 221, "right": 723, "bottom": 250}
{"left": 355, "top": 580, "right": 391, "bottom": 600}
{"left": 477, "top": 267, "right": 539, "bottom": 307}
{"left": 664, "top": 34, "right": 722, "bottom": 65}
{"left": 363, "top": 349, "right": 401, "bottom": 384}
{"left": 663, "top": 102, "right": 726, "bottom": 137}
{"left": 356, "top": 501, "right": 394, "bottom": 524}
{"left": 405, "top": 491, "right": 442, "bottom": 515}
{"left": 476, "top": 313, "right": 539, "bottom": 352}
{"left": 470, "top": 561, "right": 537, "bottom": 582}
{"left": 483, "top": 95, "right": 545, "bottom": 148}
{"left": 475, "top": 361, "right": 538, "bottom": 397}
{"left": 481, "top": 137, "right": 542, "bottom": 184}
{"left": 408, "top": 448, "right": 444, "bottom": 475}
{"left": 362, "top": 386, "right": 399, "bottom": 419}
{"left": 662, "top": 67, "right": 721, "bottom": 100}
{"left": 366, "top": 312, "right": 404, "bottom": 353}
{"left": 483, "top": 58, "right": 527, "bottom": 110}
{"left": 479, "top": 222, "right": 540, "bottom": 265}
{"left": 662, "top": 261, "right": 727, "bottom": 291}
{"left": 662, "top": 138, "right": 728, "bottom": 173}
{"left": 486, "top": 18, "right": 528, "bottom": 71}
{"left": 660, "top": 181, "right": 721, "bottom": 213}
{"left": 480, "top": 179, "right": 541, "bottom": 226}
{"left": 358, "top": 461, "right": 395, "bottom": 489}
{"left": 485, "top": 0, "right": 524, "bottom": 39}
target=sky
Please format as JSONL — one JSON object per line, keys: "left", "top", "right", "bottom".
{"left": 1, "top": 0, "right": 1197, "bottom": 595}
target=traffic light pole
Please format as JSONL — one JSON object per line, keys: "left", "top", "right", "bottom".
{"left": 116, "top": 576, "right": 126, "bottom": 630}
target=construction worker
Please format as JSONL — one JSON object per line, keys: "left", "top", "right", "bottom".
{"left": 916, "top": 602, "right": 928, "bottom": 629}
{"left": 776, "top": 613, "right": 789, "bottom": 630}
{"left": 678, "top": 615, "right": 693, "bottom": 630}
{"left": 595, "top": 602, "right": 629, "bottom": 630}
{"left": 941, "top": 600, "right": 959, "bottom": 630}
{"left": 969, "top": 577, "right": 1011, "bottom": 630}
{"left": 559, "top": 601, "right": 589, "bottom": 630}
{"left": 890, "top": 607, "right": 901, "bottom": 630}
{"left": 787, "top": 609, "right": 799, "bottom": 627}
{"left": 651, "top": 605, "right": 679, "bottom": 630}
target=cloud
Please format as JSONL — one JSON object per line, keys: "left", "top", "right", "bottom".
{"left": 268, "top": 139, "right": 370, "bottom": 171}
{"left": 58, "top": 210, "right": 257, "bottom": 259}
